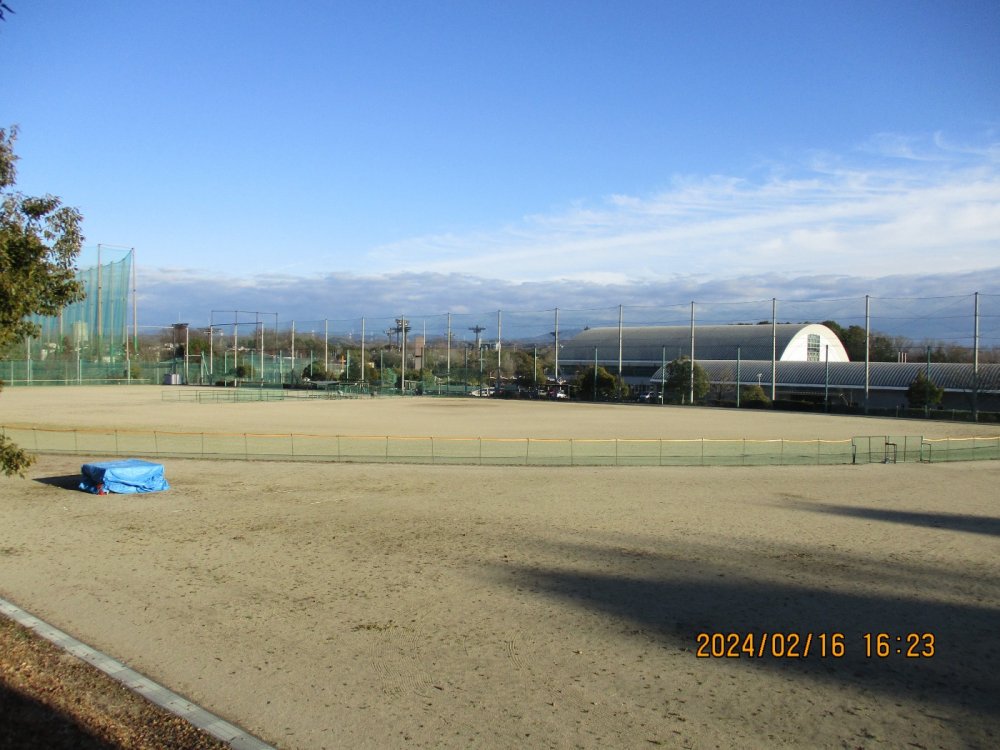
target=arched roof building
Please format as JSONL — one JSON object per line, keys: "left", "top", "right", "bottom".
{"left": 650, "top": 360, "right": 1000, "bottom": 410}
{"left": 561, "top": 323, "right": 849, "bottom": 371}
{"left": 559, "top": 323, "right": 997, "bottom": 412}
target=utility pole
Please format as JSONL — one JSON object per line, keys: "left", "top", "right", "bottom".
{"left": 973, "top": 292, "right": 980, "bottom": 421}
{"left": 689, "top": 301, "right": 695, "bottom": 405}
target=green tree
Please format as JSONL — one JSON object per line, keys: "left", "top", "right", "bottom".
{"left": 823, "top": 321, "right": 867, "bottom": 361}
{"left": 822, "top": 320, "right": 904, "bottom": 362}
{"left": 1, "top": 126, "right": 85, "bottom": 475}
{"left": 906, "top": 371, "right": 944, "bottom": 409}
{"left": 302, "top": 363, "right": 328, "bottom": 380}
{"left": 573, "top": 365, "right": 626, "bottom": 401}
{"left": 186, "top": 331, "right": 210, "bottom": 356}
{"left": 740, "top": 384, "right": 771, "bottom": 406}
{"left": 663, "top": 357, "right": 709, "bottom": 404}
{"left": 510, "top": 348, "right": 546, "bottom": 386}
{"left": 338, "top": 348, "right": 364, "bottom": 381}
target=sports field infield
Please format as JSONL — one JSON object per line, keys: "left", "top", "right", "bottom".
{"left": 1, "top": 386, "right": 998, "bottom": 748}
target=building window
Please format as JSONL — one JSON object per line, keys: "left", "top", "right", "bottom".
{"left": 807, "top": 334, "right": 820, "bottom": 362}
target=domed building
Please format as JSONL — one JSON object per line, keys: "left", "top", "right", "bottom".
{"left": 560, "top": 323, "right": 848, "bottom": 385}
{"left": 559, "top": 322, "right": 999, "bottom": 411}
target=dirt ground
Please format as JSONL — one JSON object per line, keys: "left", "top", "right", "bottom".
{"left": 1, "top": 387, "right": 999, "bottom": 749}
{"left": 0, "top": 612, "right": 230, "bottom": 750}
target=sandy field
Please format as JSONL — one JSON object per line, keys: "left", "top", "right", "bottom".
{"left": 2, "top": 386, "right": 999, "bottom": 748}
{"left": 2, "top": 385, "right": 999, "bottom": 440}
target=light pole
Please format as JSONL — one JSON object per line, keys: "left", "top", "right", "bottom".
{"left": 593, "top": 346, "right": 598, "bottom": 402}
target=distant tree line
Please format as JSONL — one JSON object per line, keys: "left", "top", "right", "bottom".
{"left": 822, "top": 320, "right": 997, "bottom": 364}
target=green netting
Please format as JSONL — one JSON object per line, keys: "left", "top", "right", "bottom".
{"left": 4, "top": 426, "right": 996, "bottom": 466}
{"left": 921, "top": 436, "right": 1000, "bottom": 462}
{"left": 27, "top": 251, "right": 133, "bottom": 358}
{"left": 3, "top": 427, "right": 1000, "bottom": 466}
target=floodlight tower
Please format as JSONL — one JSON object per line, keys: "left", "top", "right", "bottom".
{"left": 469, "top": 324, "right": 485, "bottom": 352}
{"left": 391, "top": 318, "right": 411, "bottom": 349}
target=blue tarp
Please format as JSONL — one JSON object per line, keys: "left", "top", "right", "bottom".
{"left": 79, "top": 459, "right": 170, "bottom": 495}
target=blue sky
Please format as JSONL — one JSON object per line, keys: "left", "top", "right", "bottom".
{"left": 2, "top": 0, "right": 999, "bottom": 331}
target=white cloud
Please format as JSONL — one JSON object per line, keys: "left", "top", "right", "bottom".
{"left": 134, "top": 265, "right": 1000, "bottom": 345}
{"left": 364, "top": 134, "right": 1000, "bottom": 282}
{"left": 130, "top": 133, "right": 1000, "bottom": 345}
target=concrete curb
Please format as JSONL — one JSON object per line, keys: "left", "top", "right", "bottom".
{"left": 0, "top": 597, "right": 276, "bottom": 750}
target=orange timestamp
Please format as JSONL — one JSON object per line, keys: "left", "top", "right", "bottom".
{"left": 695, "top": 632, "right": 936, "bottom": 659}
{"left": 862, "top": 632, "right": 935, "bottom": 658}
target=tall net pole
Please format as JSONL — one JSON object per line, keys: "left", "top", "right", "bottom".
{"left": 132, "top": 248, "right": 138, "bottom": 358}
{"left": 554, "top": 308, "right": 559, "bottom": 383}
{"left": 401, "top": 316, "right": 407, "bottom": 393}
{"left": 689, "top": 301, "right": 695, "bottom": 405}
{"left": 770, "top": 298, "right": 777, "bottom": 402}
{"left": 496, "top": 310, "right": 502, "bottom": 393}
{"left": 96, "top": 244, "right": 102, "bottom": 359}
{"left": 864, "top": 294, "right": 870, "bottom": 413}
{"left": 618, "top": 304, "right": 623, "bottom": 401}
{"left": 973, "top": 291, "right": 980, "bottom": 420}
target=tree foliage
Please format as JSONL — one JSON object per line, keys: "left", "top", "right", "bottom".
{"left": 906, "top": 371, "right": 944, "bottom": 409}
{"left": 740, "top": 384, "right": 771, "bottom": 406}
{"left": 822, "top": 320, "right": 904, "bottom": 362}
{"left": 339, "top": 349, "right": 364, "bottom": 381}
{"left": 302, "top": 363, "right": 329, "bottom": 381}
{"left": 662, "top": 357, "right": 709, "bottom": 404}
{"left": 1, "top": 126, "right": 85, "bottom": 475}
{"left": 510, "top": 348, "right": 546, "bottom": 386}
{"left": 573, "top": 365, "right": 626, "bottom": 401}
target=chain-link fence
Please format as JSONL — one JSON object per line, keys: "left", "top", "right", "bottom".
{"left": 4, "top": 425, "right": 997, "bottom": 466}
{"left": 6, "top": 293, "right": 999, "bottom": 412}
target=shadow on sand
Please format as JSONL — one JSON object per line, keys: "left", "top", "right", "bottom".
{"left": 32, "top": 474, "right": 84, "bottom": 491}
{"left": 491, "top": 532, "right": 1000, "bottom": 745}
{"left": 788, "top": 500, "right": 1000, "bottom": 537}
